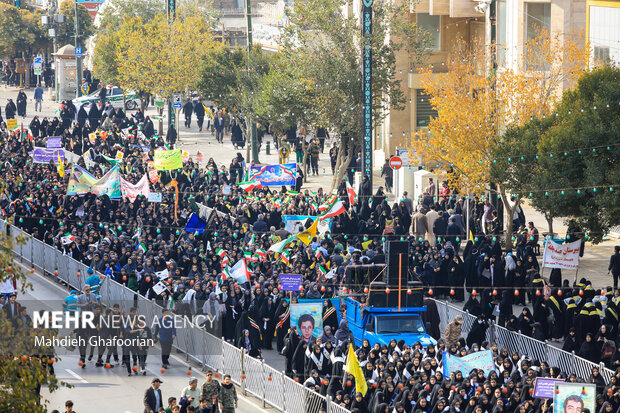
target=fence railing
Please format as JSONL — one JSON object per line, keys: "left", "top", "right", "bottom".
{"left": 1, "top": 221, "right": 339, "bottom": 413}
{"left": 431, "top": 299, "right": 615, "bottom": 382}
{"left": 3, "top": 220, "right": 613, "bottom": 411}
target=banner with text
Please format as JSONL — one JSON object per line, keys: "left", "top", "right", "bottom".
{"left": 30, "top": 147, "right": 65, "bottom": 164}
{"left": 249, "top": 163, "right": 297, "bottom": 186}
{"left": 442, "top": 350, "right": 495, "bottom": 378}
{"left": 542, "top": 239, "right": 581, "bottom": 270}
{"left": 154, "top": 149, "right": 183, "bottom": 171}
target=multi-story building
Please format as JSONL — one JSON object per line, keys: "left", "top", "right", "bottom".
{"left": 586, "top": 0, "right": 620, "bottom": 65}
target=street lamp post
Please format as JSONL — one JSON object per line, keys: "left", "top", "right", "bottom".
{"left": 42, "top": 7, "right": 64, "bottom": 102}
{"left": 246, "top": 0, "right": 259, "bottom": 164}
{"left": 362, "top": 0, "right": 373, "bottom": 191}
{"left": 74, "top": 0, "right": 83, "bottom": 98}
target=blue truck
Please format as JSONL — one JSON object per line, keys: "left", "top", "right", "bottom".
{"left": 345, "top": 296, "right": 436, "bottom": 347}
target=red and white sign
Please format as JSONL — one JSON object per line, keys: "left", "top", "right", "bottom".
{"left": 389, "top": 156, "right": 403, "bottom": 170}
{"left": 542, "top": 239, "right": 581, "bottom": 270}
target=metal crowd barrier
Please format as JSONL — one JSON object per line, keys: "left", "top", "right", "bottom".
{"left": 2, "top": 221, "right": 339, "bottom": 413}
{"left": 431, "top": 299, "right": 615, "bottom": 382}
{"left": 6, "top": 220, "right": 614, "bottom": 412}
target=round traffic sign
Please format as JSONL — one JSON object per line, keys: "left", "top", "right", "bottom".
{"left": 389, "top": 156, "right": 403, "bottom": 170}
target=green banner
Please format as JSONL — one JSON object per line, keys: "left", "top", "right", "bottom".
{"left": 154, "top": 149, "right": 183, "bottom": 171}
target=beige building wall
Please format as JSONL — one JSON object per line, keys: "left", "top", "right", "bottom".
{"left": 379, "top": 0, "right": 587, "bottom": 162}
{"left": 379, "top": 0, "right": 486, "bottom": 161}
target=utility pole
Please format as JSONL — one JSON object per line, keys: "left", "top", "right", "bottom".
{"left": 246, "top": 0, "right": 259, "bottom": 164}
{"left": 74, "top": 0, "right": 83, "bottom": 98}
{"left": 362, "top": 0, "right": 373, "bottom": 191}
{"left": 167, "top": 0, "right": 176, "bottom": 137}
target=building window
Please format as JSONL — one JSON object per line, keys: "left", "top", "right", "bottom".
{"left": 417, "top": 13, "right": 441, "bottom": 51}
{"left": 497, "top": 0, "right": 507, "bottom": 65}
{"left": 416, "top": 90, "right": 437, "bottom": 128}
{"left": 525, "top": 3, "right": 550, "bottom": 40}
{"left": 525, "top": 2, "right": 551, "bottom": 70}
{"left": 593, "top": 46, "right": 610, "bottom": 63}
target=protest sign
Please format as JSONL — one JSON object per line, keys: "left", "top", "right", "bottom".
{"left": 154, "top": 149, "right": 183, "bottom": 171}
{"left": 46, "top": 137, "right": 62, "bottom": 148}
{"left": 554, "top": 383, "right": 595, "bottom": 413}
{"left": 291, "top": 301, "right": 323, "bottom": 342}
{"left": 542, "top": 239, "right": 581, "bottom": 269}
{"left": 30, "top": 147, "right": 65, "bottom": 164}
{"left": 249, "top": 163, "right": 297, "bottom": 186}
{"left": 279, "top": 274, "right": 303, "bottom": 291}
{"left": 442, "top": 350, "right": 495, "bottom": 378}
{"left": 533, "top": 378, "right": 565, "bottom": 399}
{"left": 120, "top": 175, "right": 150, "bottom": 203}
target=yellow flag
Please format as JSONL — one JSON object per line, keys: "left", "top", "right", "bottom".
{"left": 344, "top": 343, "right": 368, "bottom": 396}
{"left": 296, "top": 218, "right": 319, "bottom": 245}
{"left": 469, "top": 230, "right": 474, "bottom": 243}
{"left": 57, "top": 152, "right": 64, "bottom": 178}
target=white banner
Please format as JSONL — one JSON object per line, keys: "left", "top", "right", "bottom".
{"left": 542, "top": 239, "right": 581, "bottom": 269}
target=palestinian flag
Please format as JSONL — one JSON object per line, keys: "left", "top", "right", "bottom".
{"left": 319, "top": 199, "right": 346, "bottom": 221}
{"left": 216, "top": 248, "right": 227, "bottom": 258}
{"left": 346, "top": 180, "right": 357, "bottom": 205}
{"left": 238, "top": 181, "right": 262, "bottom": 192}
{"left": 231, "top": 259, "right": 250, "bottom": 283}
{"left": 137, "top": 243, "right": 147, "bottom": 253}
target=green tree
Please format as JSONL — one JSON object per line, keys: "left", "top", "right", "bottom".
{"left": 196, "top": 47, "right": 272, "bottom": 158}
{"left": 0, "top": 232, "right": 68, "bottom": 412}
{"left": 96, "top": 0, "right": 165, "bottom": 34}
{"left": 0, "top": 4, "right": 50, "bottom": 57}
{"left": 56, "top": 0, "right": 95, "bottom": 47}
{"left": 280, "top": 0, "right": 430, "bottom": 191}
{"left": 532, "top": 66, "right": 620, "bottom": 243}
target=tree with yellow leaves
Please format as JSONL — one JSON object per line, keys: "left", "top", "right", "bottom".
{"left": 94, "top": 3, "right": 220, "bottom": 113}
{"left": 410, "top": 29, "right": 590, "bottom": 243}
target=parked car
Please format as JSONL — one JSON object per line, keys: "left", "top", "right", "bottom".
{"left": 73, "top": 86, "right": 140, "bottom": 110}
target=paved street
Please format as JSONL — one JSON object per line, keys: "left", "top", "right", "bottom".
{"left": 14, "top": 260, "right": 271, "bottom": 413}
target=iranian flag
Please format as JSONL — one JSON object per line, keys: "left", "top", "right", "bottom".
{"left": 221, "top": 267, "right": 231, "bottom": 282}
{"left": 237, "top": 181, "right": 262, "bottom": 192}
{"left": 318, "top": 265, "right": 327, "bottom": 276}
{"left": 61, "top": 235, "right": 76, "bottom": 245}
{"left": 346, "top": 180, "right": 357, "bottom": 205}
{"left": 319, "top": 199, "right": 346, "bottom": 220}
{"left": 281, "top": 250, "right": 290, "bottom": 266}
{"left": 231, "top": 259, "right": 250, "bottom": 284}
{"left": 255, "top": 248, "right": 267, "bottom": 261}
{"left": 216, "top": 248, "right": 227, "bottom": 258}
{"left": 132, "top": 228, "right": 141, "bottom": 240}
{"left": 244, "top": 251, "right": 258, "bottom": 262}
{"left": 221, "top": 255, "right": 230, "bottom": 267}
{"left": 269, "top": 235, "right": 296, "bottom": 253}
{"left": 137, "top": 243, "right": 147, "bottom": 253}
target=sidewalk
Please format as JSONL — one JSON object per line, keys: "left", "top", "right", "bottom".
{"left": 2, "top": 86, "right": 616, "bottom": 287}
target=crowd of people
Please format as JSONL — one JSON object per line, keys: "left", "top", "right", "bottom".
{"left": 1, "top": 92, "right": 619, "bottom": 413}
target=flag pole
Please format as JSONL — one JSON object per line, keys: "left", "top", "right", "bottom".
{"left": 398, "top": 253, "right": 402, "bottom": 312}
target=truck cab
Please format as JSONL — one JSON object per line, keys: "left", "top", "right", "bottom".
{"left": 345, "top": 296, "right": 436, "bottom": 347}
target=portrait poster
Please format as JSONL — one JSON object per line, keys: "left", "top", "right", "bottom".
{"left": 290, "top": 301, "right": 323, "bottom": 342}
{"left": 553, "top": 383, "right": 595, "bottom": 413}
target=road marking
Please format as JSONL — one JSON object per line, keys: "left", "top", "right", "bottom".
{"left": 65, "top": 369, "right": 88, "bottom": 383}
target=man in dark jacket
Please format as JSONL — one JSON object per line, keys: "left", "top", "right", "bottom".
{"left": 194, "top": 98, "right": 206, "bottom": 131}
{"left": 183, "top": 100, "right": 194, "bottom": 128}
{"left": 144, "top": 378, "right": 164, "bottom": 413}
{"left": 153, "top": 309, "right": 176, "bottom": 368}
{"left": 609, "top": 246, "right": 620, "bottom": 289}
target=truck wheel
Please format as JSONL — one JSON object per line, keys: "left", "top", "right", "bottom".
{"left": 125, "top": 100, "right": 137, "bottom": 110}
